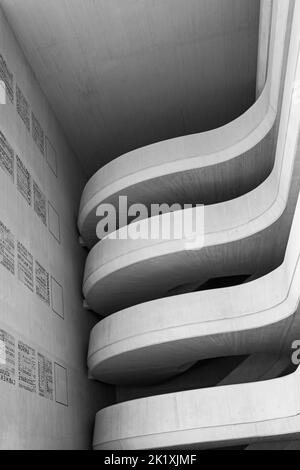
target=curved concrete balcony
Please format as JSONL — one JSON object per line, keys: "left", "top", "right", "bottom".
{"left": 83, "top": 4, "right": 300, "bottom": 316}
{"left": 78, "top": 0, "right": 290, "bottom": 248}
{"left": 88, "top": 181, "right": 300, "bottom": 384}
{"left": 99, "top": 352, "right": 295, "bottom": 449}
{"left": 115, "top": 352, "right": 293, "bottom": 403}
{"left": 93, "top": 368, "right": 300, "bottom": 450}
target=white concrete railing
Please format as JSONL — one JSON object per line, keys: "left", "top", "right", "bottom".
{"left": 78, "top": 0, "right": 287, "bottom": 248}
{"left": 80, "top": 0, "right": 300, "bottom": 451}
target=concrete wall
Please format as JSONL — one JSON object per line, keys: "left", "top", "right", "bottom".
{"left": 0, "top": 7, "right": 114, "bottom": 449}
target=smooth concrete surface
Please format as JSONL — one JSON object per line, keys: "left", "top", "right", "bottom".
{"left": 116, "top": 353, "right": 292, "bottom": 403}
{"left": 0, "top": 7, "right": 113, "bottom": 449}
{"left": 78, "top": 0, "right": 287, "bottom": 248}
{"left": 246, "top": 440, "right": 300, "bottom": 450}
{"left": 87, "top": 175, "right": 300, "bottom": 384}
{"left": 93, "top": 369, "right": 300, "bottom": 450}
{"left": 87, "top": 0, "right": 300, "bottom": 451}
{"left": 0, "top": 0, "right": 260, "bottom": 176}
{"left": 114, "top": 353, "right": 294, "bottom": 450}
{"left": 83, "top": 0, "right": 297, "bottom": 316}
{"left": 111, "top": 353, "right": 294, "bottom": 450}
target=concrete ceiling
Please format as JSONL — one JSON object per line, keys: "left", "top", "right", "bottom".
{"left": 0, "top": 0, "right": 260, "bottom": 176}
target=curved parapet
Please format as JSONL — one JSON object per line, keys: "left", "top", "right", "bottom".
{"left": 107, "top": 353, "right": 294, "bottom": 449}
{"left": 93, "top": 369, "right": 300, "bottom": 450}
{"left": 83, "top": 3, "right": 299, "bottom": 315}
{"left": 88, "top": 184, "right": 300, "bottom": 384}
{"left": 78, "top": 0, "right": 289, "bottom": 248}
{"left": 80, "top": 0, "right": 300, "bottom": 452}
